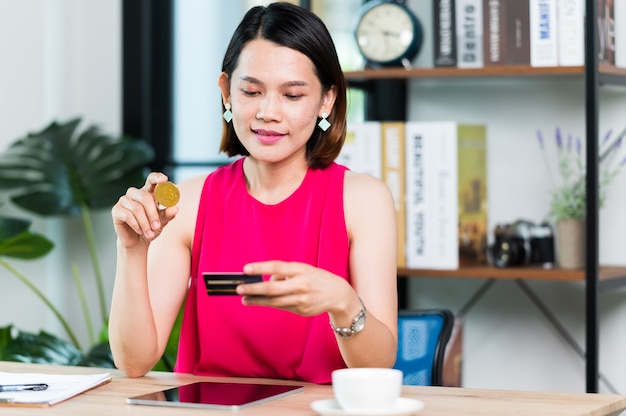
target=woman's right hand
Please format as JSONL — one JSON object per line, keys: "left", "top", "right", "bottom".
{"left": 111, "top": 172, "right": 179, "bottom": 249}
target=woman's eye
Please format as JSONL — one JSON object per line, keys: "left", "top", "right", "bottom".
{"left": 285, "top": 94, "right": 303, "bottom": 100}
{"left": 242, "top": 89, "right": 259, "bottom": 97}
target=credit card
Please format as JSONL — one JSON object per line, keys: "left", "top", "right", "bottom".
{"left": 203, "top": 272, "right": 263, "bottom": 295}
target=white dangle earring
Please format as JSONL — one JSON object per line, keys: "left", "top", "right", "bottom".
{"left": 318, "top": 112, "right": 331, "bottom": 131}
{"left": 223, "top": 103, "right": 233, "bottom": 123}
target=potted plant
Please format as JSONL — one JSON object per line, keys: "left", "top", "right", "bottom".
{"left": 537, "top": 127, "right": 626, "bottom": 268}
{"left": 0, "top": 118, "right": 178, "bottom": 369}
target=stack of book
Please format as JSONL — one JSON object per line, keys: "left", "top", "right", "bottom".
{"left": 338, "top": 121, "right": 487, "bottom": 270}
{"left": 430, "top": 0, "right": 588, "bottom": 68}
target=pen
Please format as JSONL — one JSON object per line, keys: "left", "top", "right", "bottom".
{"left": 0, "top": 383, "right": 48, "bottom": 392}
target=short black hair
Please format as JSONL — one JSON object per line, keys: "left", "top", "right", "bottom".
{"left": 219, "top": 2, "right": 347, "bottom": 169}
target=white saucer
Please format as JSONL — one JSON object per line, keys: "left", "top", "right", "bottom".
{"left": 310, "top": 398, "right": 424, "bottom": 416}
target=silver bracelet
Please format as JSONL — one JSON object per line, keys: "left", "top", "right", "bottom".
{"left": 330, "top": 298, "right": 367, "bottom": 338}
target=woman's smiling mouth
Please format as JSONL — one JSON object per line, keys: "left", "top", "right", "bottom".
{"left": 253, "top": 129, "right": 285, "bottom": 145}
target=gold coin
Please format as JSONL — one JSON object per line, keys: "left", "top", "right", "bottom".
{"left": 154, "top": 181, "right": 180, "bottom": 207}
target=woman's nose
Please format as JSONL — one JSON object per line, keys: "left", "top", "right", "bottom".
{"left": 256, "top": 94, "right": 280, "bottom": 121}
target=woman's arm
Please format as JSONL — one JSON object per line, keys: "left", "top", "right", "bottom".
{"left": 335, "top": 171, "right": 398, "bottom": 368}
{"left": 108, "top": 174, "right": 200, "bottom": 377}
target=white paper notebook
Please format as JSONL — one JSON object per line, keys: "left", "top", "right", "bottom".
{"left": 0, "top": 371, "right": 111, "bottom": 407}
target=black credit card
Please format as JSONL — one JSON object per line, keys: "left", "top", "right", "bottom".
{"left": 203, "top": 272, "right": 263, "bottom": 296}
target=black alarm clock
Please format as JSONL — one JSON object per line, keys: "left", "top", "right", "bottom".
{"left": 354, "top": 0, "right": 423, "bottom": 67}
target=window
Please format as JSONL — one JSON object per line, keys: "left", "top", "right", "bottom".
{"left": 172, "top": 0, "right": 248, "bottom": 181}
{"left": 123, "top": 0, "right": 364, "bottom": 182}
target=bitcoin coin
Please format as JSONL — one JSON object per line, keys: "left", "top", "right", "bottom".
{"left": 154, "top": 181, "right": 180, "bottom": 207}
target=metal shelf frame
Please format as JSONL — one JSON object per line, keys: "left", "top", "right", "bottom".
{"left": 584, "top": 0, "right": 600, "bottom": 394}
{"left": 346, "top": 0, "right": 608, "bottom": 394}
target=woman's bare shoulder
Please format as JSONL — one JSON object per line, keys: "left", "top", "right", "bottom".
{"left": 342, "top": 170, "right": 396, "bottom": 247}
{"left": 343, "top": 170, "right": 391, "bottom": 198}
{"left": 343, "top": 171, "right": 395, "bottom": 222}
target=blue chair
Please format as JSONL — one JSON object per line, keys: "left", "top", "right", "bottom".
{"left": 393, "top": 309, "right": 454, "bottom": 386}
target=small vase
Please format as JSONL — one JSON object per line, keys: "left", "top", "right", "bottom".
{"left": 555, "top": 219, "right": 586, "bottom": 269}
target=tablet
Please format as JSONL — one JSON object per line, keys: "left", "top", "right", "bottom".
{"left": 126, "top": 381, "right": 304, "bottom": 411}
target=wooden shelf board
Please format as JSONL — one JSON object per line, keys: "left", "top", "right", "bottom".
{"left": 397, "top": 265, "right": 626, "bottom": 283}
{"left": 598, "top": 62, "right": 626, "bottom": 76}
{"left": 345, "top": 64, "right": 626, "bottom": 81}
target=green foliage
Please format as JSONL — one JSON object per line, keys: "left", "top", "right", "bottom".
{"left": 537, "top": 127, "right": 626, "bottom": 221}
{"left": 0, "top": 322, "right": 180, "bottom": 371}
{"left": 0, "top": 325, "right": 114, "bottom": 367}
{"left": 0, "top": 325, "right": 83, "bottom": 365}
{"left": 0, "top": 117, "right": 154, "bottom": 336}
{"left": 0, "top": 118, "right": 154, "bottom": 216}
{"left": 0, "top": 217, "right": 54, "bottom": 259}
{"left": 0, "top": 118, "right": 185, "bottom": 371}
{"left": 0, "top": 216, "right": 82, "bottom": 347}
{"left": 77, "top": 341, "right": 116, "bottom": 368}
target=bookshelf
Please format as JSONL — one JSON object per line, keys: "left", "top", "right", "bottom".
{"left": 397, "top": 266, "right": 626, "bottom": 286}
{"left": 344, "top": 0, "right": 626, "bottom": 393}
{"left": 345, "top": 63, "right": 626, "bottom": 82}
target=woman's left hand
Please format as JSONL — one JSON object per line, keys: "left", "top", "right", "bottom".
{"left": 236, "top": 260, "right": 357, "bottom": 317}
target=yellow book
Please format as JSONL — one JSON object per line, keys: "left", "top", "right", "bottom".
{"left": 457, "top": 124, "right": 488, "bottom": 266}
{"left": 381, "top": 121, "right": 406, "bottom": 268}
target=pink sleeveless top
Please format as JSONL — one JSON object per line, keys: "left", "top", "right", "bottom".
{"left": 174, "top": 158, "right": 350, "bottom": 383}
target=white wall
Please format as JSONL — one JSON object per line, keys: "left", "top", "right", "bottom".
{"left": 2, "top": 0, "right": 626, "bottom": 397}
{"left": 0, "top": 0, "right": 120, "bottom": 350}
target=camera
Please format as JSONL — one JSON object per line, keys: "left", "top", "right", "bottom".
{"left": 488, "top": 220, "right": 555, "bottom": 268}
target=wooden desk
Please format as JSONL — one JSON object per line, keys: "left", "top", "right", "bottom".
{"left": 1, "top": 362, "right": 625, "bottom": 416}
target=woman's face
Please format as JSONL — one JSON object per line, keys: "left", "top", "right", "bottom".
{"left": 220, "top": 39, "right": 335, "bottom": 165}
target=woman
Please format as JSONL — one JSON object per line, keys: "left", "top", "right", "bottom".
{"left": 109, "top": 2, "right": 397, "bottom": 384}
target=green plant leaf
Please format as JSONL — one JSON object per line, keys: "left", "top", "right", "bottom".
{"left": 0, "top": 327, "right": 82, "bottom": 365}
{"left": 0, "top": 325, "right": 15, "bottom": 353}
{"left": 0, "top": 118, "right": 155, "bottom": 216}
{"left": 78, "top": 341, "right": 115, "bottom": 368}
{"left": 539, "top": 127, "right": 626, "bottom": 221}
{"left": 97, "top": 321, "right": 109, "bottom": 344}
{"left": 0, "top": 217, "right": 30, "bottom": 241}
{"left": 0, "top": 217, "right": 54, "bottom": 259}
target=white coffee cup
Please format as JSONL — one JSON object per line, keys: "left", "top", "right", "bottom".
{"left": 332, "top": 368, "right": 403, "bottom": 411}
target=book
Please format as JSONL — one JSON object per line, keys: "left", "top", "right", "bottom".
{"left": 405, "top": 121, "right": 459, "bottom": 269}
{"left": 338, "top": 121, "right": 382, "bottom": 179}
{"left": 530, "top": 0, "right": 559, "bottom": 67}
{"left": 381, "top": 121, "right": 407, "bottom": 268}
{"left": 483, "top": 0, "right": 505, "bottom": 66}
{"left": 0, "top": 372, "right": 111, "bottom": 407}
{"left": 433, "top": 0, "right": 457, "bottom": 67}
{"left": 615, "top": 0, "right": 626, "bottom": 67}
{"left": 598, "top": 0, "right": 616, "bottom": 64}
{"left": 456, "top": 124, "right": 488, "bottom": 266}
{"left": 504, "top": 0, "right": 531, "bottom": 65}
{"left": 456, "top": 0, "right": 484, "bottom": 68}
{"left": 557, "top": 0, "right": 584, "bottom": 66}
{"left": 404, "top": 122, "right": 488, "bottom": 270}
